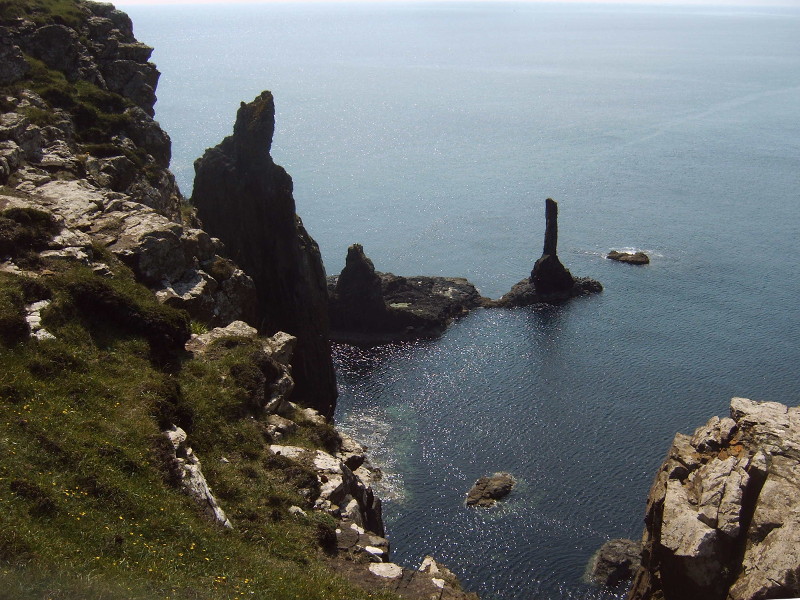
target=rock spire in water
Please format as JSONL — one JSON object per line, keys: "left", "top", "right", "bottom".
{"left": 530, "top": 198, "right": 576, "bottom": 294}
{"left": 497, "top": 198, "right": 602, "bottom": 306}
{"left": 191, "top": 91, "right": 337, "bottom": 417}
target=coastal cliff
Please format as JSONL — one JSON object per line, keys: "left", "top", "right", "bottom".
{"left": 628, "top": 397, "right": 800, "bottom": 600}
{"left": 0, "top": 2, "right": 473, "bottom": 598}
{"left": 192, "top": 92, "right": 337, "bottom": 418}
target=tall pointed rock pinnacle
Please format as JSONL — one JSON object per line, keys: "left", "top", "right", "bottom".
{"left": 191, "top": 91, "right": 337, "bottom": 417}
{"left": 530, "top": 198, "right": 576, "bottom": 294}
{"left": 497, "top": 197, "right": 602, "bottom": 306}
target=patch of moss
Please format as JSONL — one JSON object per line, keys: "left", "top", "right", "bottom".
{"left": 62, "top": 269, "right": 190, "bottom": 350}
{"left": 0, "top": 276, "right": 28, "bottom": 347}
{"left": 0, "top": 207, "right": 60, "bottom": 259}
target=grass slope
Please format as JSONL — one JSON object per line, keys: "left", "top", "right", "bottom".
{"left": 0, "top": 222, "right": 393, "bottom": 600}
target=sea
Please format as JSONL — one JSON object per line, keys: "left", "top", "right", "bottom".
{"left": 118, "top": 2, "right": 800, "bottom": 598}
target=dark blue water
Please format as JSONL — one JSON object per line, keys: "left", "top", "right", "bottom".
{"left": 120, "top": 3, "right": 800, "bottom": 598}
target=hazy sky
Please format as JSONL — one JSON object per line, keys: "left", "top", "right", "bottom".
{"left": 113, "top": 0, "right": 794, "bottom": 6}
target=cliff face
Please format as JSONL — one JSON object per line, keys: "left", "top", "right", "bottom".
{"left": 0, "top": 1, "right": 256, "bottom": 326}
{"left": 192, "top": 92, "right": 337, "bottom": 417}
{"left": 629, "top": 397, "right": 800, "bottom": 600}
{"left": 0, "top": 0, "right": 181, "bottom": 217}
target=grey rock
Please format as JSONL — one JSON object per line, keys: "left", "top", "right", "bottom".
{"left": 629, "top": 397, "right": 800, "bottom": 600}
{"left": 607, "top": 250, "right": 650, "bottom": 265}
{"left": 22, "top": 25, "right": 80, "bottom": 78}
{"left": 585, "top": 538, "right": 641, "bottom": 587}
{"left": 162, "top": 426, "right": 232, "bottom": 529}
{"left": 0, "top": 30, "right": 29, "bottom": 85}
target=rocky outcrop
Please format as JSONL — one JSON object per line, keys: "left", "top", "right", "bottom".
{"left": 585, "top": 538, "right": 642, "bottom": 588}
{"left": 628, "top": 397, "right": 800, "bottom": 600}
{"left": 162, "top": 425, "right": 232, "bottom": 529}
{"left": 0, "top": 184, "right": 257, "bottom": 328}
{"left": 497, "top": 199, "right": 601, "bottom": 306}
{"left": 607, "top": 250, "right": 650, "bottom": 265}
{"left": 327, "top": 243, "right": 487, "bottom": 344}
{"left": 465, "top": 472, "right": 516, "bottom": 508}
{"left": 192, "top": 91, "right": 336, "bottom": 417}
{"left": 333, "top": 554, "right": 479, "bottom": 600}
{"left": 0, "top": 2, "right": 181, "bottom": 217}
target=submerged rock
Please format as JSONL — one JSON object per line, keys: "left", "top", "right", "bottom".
{"left": 328, "top": 243, "right": 487, "bottom": 344}
{"left": 628, "top": 397, "right": 800, "bottom": 600}
{"left": 497, "top": 199, "right": 602, "bottom": 306}
{"left": 465, "top": 472, "right": 516, "bottom": 507}
{"left": 607, "top": 250, "right": 650, "bottom": 265}
{"left": 585, "top": 538, "right": 641, "bottom": 588}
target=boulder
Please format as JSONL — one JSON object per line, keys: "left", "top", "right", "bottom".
{"left": 585, "top": 538, "right": 642, "bottom": 588}
{"left": 465, "top": 472, "right": 516, "bottom": 508}
{"left": 607, "top": 250, "right": 650, "bottom": 265}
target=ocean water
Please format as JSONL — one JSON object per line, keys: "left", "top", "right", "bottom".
{"left": 120, "top": 3, "right": 800, "bottom": 599}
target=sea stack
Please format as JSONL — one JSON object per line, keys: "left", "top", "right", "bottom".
{"left": 192, "top": 91, "right": 337, "bottom": 417}
{"left": 497, "top": 199, "right": 602, "bottom": 306}
{"left": 330, "top": 244, "right": 392, "bottom": 331}
{"left": 531, "top": 198, "right": 578, "bottom": 294}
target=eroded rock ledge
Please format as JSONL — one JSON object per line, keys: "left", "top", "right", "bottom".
{"left": 628, "top": 397, "right": 800, "bottom": 600}
{"left": 327, "top": 243, "right": 487, "bottom": 344}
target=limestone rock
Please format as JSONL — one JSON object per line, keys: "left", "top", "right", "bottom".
{"left": 192, "top": 91, "right": 337, "bottom": 417}
{"left": 497, "top": 199, "right": 602, "bottom": 306}
{"left": 465, "top": 472, "right": 516, "bottom": 507}
{"left": 607, "top": 250, "right": 650, "bottom": 265}
{"left": 184, "top": 320, "right": 258, "bottom": 354}
{"left": 22, "top": 24, "right": 81, "bottom": 79}
{"left": 162, "top": 426, "right": 232, "bottom": 529}
{"left": 269, "top": 438, "right": 384, "bottom": 539}
{"left": 585, "top": 538, "right": 641, "bottom": 588}
{"left": 628, "top": 397, "right": 800, "bottom": 600}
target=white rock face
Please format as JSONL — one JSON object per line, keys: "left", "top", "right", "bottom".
{"left": 163, "top": 426, "right": 232, "bottom": 529}
{"left": 24, "top": 299, "right": 55, "bottom": 341}
{"left": 630, "top": 398, "right": 800, "bottom": 600}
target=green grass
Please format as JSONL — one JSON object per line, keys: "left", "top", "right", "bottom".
{"left": 0, "top": 256, "right": 398, "bottom": 600}
{"left": 0, "top": 0, "right": 85, "bottom": 28}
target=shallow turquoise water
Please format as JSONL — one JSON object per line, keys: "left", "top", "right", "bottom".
{"left": 123, "top": 3, "right": 800, "bottom": 598}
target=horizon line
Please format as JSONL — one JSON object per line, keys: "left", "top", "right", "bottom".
{"left": 113, "top": 0, "right": 798, "bottom": 7}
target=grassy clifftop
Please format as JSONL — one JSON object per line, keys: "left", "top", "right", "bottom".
{"left": 0, "top": 0, "right": 399, "bottom": 595}
{"left": 0, "top": 206, "right": 393, "bottom": 599}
